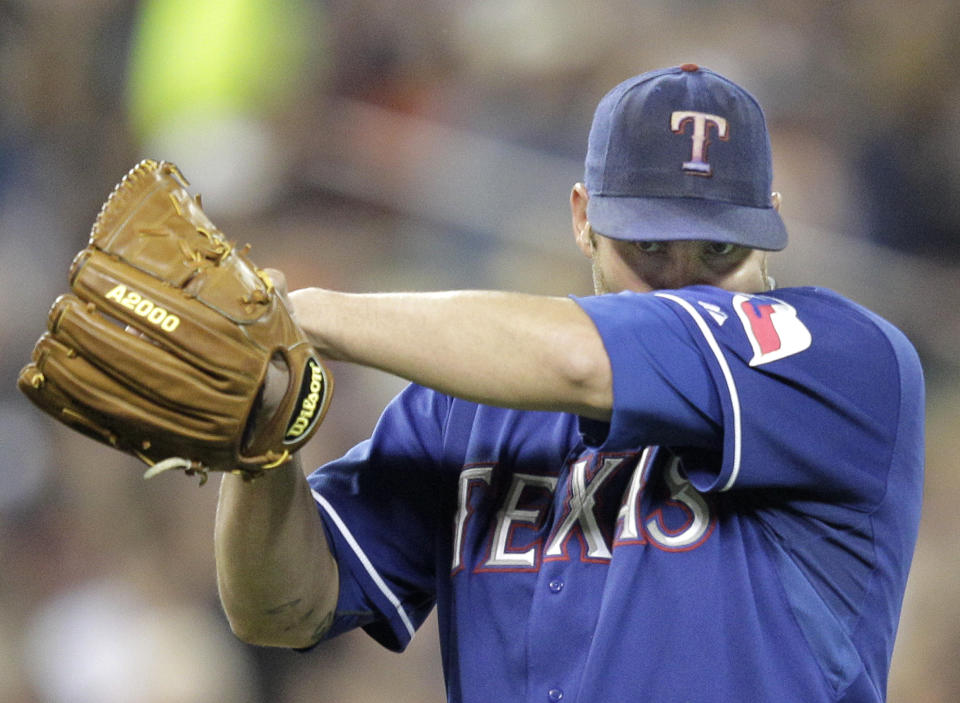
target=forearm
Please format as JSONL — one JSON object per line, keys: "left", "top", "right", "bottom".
{"left": 214, "top": 455, "right": 338, "bottom": 648}
{"left": 289, "top": 288, "right": 613, "bottom": 420}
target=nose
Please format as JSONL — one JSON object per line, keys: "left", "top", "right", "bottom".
{"left": 642, "top": 243, "right": 710, "bottom": 289}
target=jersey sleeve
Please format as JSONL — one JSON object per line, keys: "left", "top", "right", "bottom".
{"left": 306, "top": 383, "right": 450, "bottom": 651}
{"left": 573, "top": 286, "right": 921, "bottom": 508}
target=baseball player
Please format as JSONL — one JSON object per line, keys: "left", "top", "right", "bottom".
{"left": 25, "top": 65, "right": 920, "bottom": 703}
{"left": 215, "top": 65, "right": 925, "bottom": 702}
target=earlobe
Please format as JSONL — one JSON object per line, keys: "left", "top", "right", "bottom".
{"left": 575, "top": 222, "right": 596, "bottom": 259}
{"left": 771, "top": 191, "right": 782, "bottom": 212}
{"left": 582, "top": 222, "right": 595, "bottom": 251}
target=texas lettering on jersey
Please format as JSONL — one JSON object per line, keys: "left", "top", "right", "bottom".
{"left": 451, "top": 447, "right": 716, "bottom": 575}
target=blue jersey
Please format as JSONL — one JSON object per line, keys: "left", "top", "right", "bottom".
{"left": 306, "top": 285, "right": 924, "bottom": 703}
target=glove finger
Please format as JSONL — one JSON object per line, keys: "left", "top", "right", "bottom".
{"left": 50, "top": 294, "right": 253, "bottom": 413}
{"left": 18, "top": 351, "right": 122, "bottom": 451}
{"left": 89, "top": 159, "right": 226, "bottom": 286}
{"left": 70, "top": 248, "right": 264, "bottom": 377}
{"left": 22, "top": 333, "right": 228, "bottom": 455}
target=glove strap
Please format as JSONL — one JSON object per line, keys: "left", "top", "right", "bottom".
{"left": 142, "top": 456, "right": 209, "bottom": 485}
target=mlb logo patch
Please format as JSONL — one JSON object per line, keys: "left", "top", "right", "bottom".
{"left": 733, "top": 294, "right": 812, "bottom": 366}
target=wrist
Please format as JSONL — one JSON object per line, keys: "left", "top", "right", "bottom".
{"left": 288, "top": 288, "right": 344, "bottom": 360}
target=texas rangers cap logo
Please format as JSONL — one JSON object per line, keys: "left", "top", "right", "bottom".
{"left": 671, "top": 110, "right": 729, "bottom": 176}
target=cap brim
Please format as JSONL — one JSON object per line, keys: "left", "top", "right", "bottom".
{"left": 586, "top": 195, "right": 788, "bottom": 251}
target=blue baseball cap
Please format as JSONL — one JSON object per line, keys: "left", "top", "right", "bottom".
{"left": 584, "top": 64, "right": 787, "bottom": 251}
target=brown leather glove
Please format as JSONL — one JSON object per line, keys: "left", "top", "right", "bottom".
{"left": 18, "top": 159, "right": 332, "bottom": 483}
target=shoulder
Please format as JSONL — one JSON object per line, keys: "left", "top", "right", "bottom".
{"left": 676, "top": 287, "right": 922, "bottom": 395}
{"left": 576, "top": 285, "right": 919, "bottom": 356}
{"left": 663, "top": 287, "right": 923, "bottom": 502}
{"left": 578, "top": 285, "right": 923, "bottom": 413}
{"left": 723, "top": 286, "right": 920, "bottom": 371}
{"left": 632, "top": 285, "right": 919, "bottom": 368}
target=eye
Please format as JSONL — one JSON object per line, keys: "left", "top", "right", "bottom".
{"left": 633, "top": 241, "right": 664, "bottom": 253}
{"left": 705, "top": 242, "right": 738, "bottom": 256}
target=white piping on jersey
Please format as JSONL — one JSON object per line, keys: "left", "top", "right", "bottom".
{"left": 311, "top": 489, "right": 417, "bottom": 641}
{"left": 654, "top": 292, "right": 742, "bottom": 491}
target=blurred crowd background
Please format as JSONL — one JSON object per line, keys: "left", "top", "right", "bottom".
{"left": 2, "top": 0, "right": 959, "bottom": 701}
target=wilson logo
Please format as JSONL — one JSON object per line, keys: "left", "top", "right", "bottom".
{"left": 285, "top": 358, "right": 327, "bottom": 442}
{"left": 105, "top": 284, "right": 181, "bottom": 332}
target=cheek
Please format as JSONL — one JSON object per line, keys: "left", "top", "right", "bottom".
{"left": 599, "top": 253, "right": 655, "bottom": 293}
{"left": 715, "top": 253, "right": 767, "bottom": 292}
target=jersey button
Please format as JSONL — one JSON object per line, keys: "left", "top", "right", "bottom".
{"left": 548, "top": 579, "right": 564, "bottom": 593}
{"left": 548, "top": 688, "right": 564, "bottom": 701}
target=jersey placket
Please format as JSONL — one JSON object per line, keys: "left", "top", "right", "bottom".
{"left": 522, "top": 445, "right": 630, "bottom": 703}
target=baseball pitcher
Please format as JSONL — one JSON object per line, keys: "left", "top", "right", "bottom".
{"left": 21, "top": 65, "right": 923, "bottom": 703}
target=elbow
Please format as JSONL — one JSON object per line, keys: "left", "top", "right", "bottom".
{"left": 218, "top": 581, "right": 335, "bottom": 649}
{"left": 223, "top": 611, "right": 275, "bottom": 648}
{"left": 220, "top": 605, "right": 281, "bottom": 648}
{"left": 223, "top": 606, "right": 328, "bottom": 649}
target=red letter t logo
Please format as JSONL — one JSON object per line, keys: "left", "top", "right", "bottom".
{"left": 670, "top": 111, "right": 729, "bottom": 176}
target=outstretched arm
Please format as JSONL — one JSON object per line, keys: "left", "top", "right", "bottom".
{"left": 288, "top": 288, "right": 614, "bottom": 421}
{"left": 214, "top": 272, "right": 340, "bottom": 648}
{"left": 216, "top": 281, "right": 613, "bottom": 649}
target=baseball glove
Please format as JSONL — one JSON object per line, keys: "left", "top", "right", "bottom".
{"left": 17, "top": 159, "right": 332, "bottom": 484}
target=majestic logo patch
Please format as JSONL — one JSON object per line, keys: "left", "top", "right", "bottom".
{"left": 670, "top": 110, "right": 729, "bottom": 176}
{"left": 733, "top": 294, "right": 812, "bottom": 366}
{"left": 698, "top": 301, "right": 728, "bottom": 326}
{"left": 284, "top": 357, "right": 328, "bottom": 442}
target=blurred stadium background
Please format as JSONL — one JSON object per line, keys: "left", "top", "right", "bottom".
{"left": 1, "top": 1, "right": 958, "bottom": 701}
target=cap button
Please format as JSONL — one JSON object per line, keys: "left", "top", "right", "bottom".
{"left": 680, "top": 63, "right": 700, "bottom": 72}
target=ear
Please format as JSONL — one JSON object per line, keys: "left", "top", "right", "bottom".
{"left": 571, "top": 183, "right": 593, "bottom": 258}
{"left": 771, "top": 191, "right": 782, "bottom": 212}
